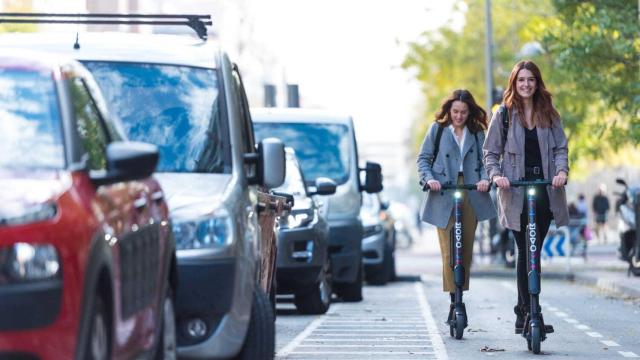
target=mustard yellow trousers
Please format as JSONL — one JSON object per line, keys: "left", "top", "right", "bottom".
{"left": 436, "top": 175, "right": 477, "bottom": 292}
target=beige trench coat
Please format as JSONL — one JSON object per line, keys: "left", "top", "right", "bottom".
{"left": 483, "top": 106, "right": 570, "bottom": 231}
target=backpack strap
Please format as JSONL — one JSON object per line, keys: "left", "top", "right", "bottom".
{"left": 473, "top": 132, "right": 482, "bottom": 176}
{"left": 432, "top": 124, "right": 444, "bottom": 165}
{"left": 500, "top": 104, "right": 509, "bottom": 147}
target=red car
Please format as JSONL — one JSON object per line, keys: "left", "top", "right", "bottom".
{"left": 0, "top": 52, "right": 177, "bottom": 359}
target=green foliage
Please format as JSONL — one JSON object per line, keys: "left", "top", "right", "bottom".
{"left": 403, "top": 0, "right": 639, "bottom": 175}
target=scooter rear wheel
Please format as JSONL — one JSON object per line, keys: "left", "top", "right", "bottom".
{"left": 454, "top": 314, "right": 465, "bottom": 340}
{"left": 531, "top": 326, "right": 541, "bottom": 354}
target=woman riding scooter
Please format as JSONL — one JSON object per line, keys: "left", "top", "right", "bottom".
{"left": 417, "top": 89, "right": 497, "bottom": 328}
{"left": 483, "top": 60, "right": 570, "bottom": 336}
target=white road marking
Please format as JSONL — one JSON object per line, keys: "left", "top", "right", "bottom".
{"left": 619, "top": 351, "right": 640, "bottom": 358}
{"left": 575, "top": 324, "right": 591, "bottom": 330}
{"left": 601, "top": 340, "right": 621, "bottom": 347}
{"left": 416, "top": 280, "right": 449, "bottom": 360}
{"left": 564, "top": 318, "right": 579, "bottom": 324}
{"left": 305, "top": 338, "right": 430, "bottom": 342}
{"left": 290, "top": 351, "right": 436, "bottom": 355}
{"left": 297, "top": 344, "right": 433, "bottom": 348}
{"left": 548, "top": 306, "right": 559, "bottom": 311}
{"left": 277, "top": 307, "right": 332, "bottom": 357}
{"left": 555, "top": 311, "right": 568, "bottom": 317}
{"left": 586, "top": 331, "right": 603, "bottom": 338}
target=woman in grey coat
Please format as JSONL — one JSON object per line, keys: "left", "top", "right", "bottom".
{"left": 483, "top": 60, "right": 569, "bottom": 333}
{"left": 417, "top": 89, "right": 497, "bottom": 317}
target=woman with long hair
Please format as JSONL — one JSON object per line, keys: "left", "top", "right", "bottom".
{"left": 417, "top": 89, "right": 497, "bottom": 322}
{"left": 483, "top": 60, "right": 569, "bottom": 333}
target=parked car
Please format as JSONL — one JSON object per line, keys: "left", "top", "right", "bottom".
{"left": 361, "top": 192, "right": 397, "bottom": 285}
{"left": 0, "top": 51, "right": 176, "bottom": 360}
{"left": 0, "top": 19, "right": 285, "bottom": 359}
{"left": 272, "top": 148, "right": 336, "bottom": 314}
{"left": 253, "top": 108, "right": 383, "bottom": 302}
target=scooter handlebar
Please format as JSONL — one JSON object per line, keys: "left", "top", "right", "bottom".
{"left": 424, "top": 183, "right": 482, "bottom": 191}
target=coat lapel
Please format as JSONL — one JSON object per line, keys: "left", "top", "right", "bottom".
{"left": 461, "top": 129, "right": 474, "bottom": 159}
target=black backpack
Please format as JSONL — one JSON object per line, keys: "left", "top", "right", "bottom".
{"left": 500, "top": 104, "right": 510, "bottom": 146}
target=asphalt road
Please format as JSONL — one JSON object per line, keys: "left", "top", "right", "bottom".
{"left": 274, "top": 245, "right": 640, "bottom": 359}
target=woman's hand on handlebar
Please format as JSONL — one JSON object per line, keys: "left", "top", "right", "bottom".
{"left": 427, "top": 179, "right": 441, "bottom": 191}
{"left": 552, "top": 171, "right": 567, "bottom": 189}
{"left": 476, "top": 179, "right": 490, "bottom": 192}
{"left": 493, "top": 176, "right": 510, "bottom": 189}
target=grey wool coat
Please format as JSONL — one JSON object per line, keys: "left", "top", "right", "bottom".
{"left": 483, "top": 106, "right": 570, "bottom": 231}
{"left": 417, "top": 122, "right": 497, "bottom": 229}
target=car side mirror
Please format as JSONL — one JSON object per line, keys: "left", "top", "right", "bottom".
{"left": 259, "top": 137, "right": 285, "bottom": 189}
{"left": 91, "top": 141, "right": 159, "bottom": 186}
{"left": 309, "top": 177, "right": 337, "bottom": 196}
{"left": 616, "top": 178, "right": 627, "bottom": 187}
{"left": 361, "top": 161, "right": 383, "bottom": 193}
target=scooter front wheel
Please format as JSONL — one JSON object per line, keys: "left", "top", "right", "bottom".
{"left": 531, "top": 326, "right": 541, "bottom": 354}
{"left": 454, "top": 314, "right": 465, "bottom": 340}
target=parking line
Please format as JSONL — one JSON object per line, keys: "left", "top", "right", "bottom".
{"left": 416, "top": 280, "right": 449, "bottom": 360}
{"left": 277, "top": 308, "right": 331, "bottom": 357}
{"left": 601, "top": 340, "right": 621, "bottom": 347}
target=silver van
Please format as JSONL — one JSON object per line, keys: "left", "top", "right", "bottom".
{"left": 253, "top": 108, "right": 383, "bottom": 301}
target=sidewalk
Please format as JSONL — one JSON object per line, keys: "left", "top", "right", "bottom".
{"left": 398, "top": 226, "right": 640, "bottom": 299}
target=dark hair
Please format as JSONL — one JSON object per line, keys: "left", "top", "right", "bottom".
{"left": 504, "top": 60, "right": 560, "bottom": 128}
{"left": 434, "top": 89, "right": 487, "bottom": 132}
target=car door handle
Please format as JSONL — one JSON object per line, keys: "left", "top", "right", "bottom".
{"left": 134, "top": 197, "right": 147, "bottom": 210}
{"left": 151, "top": 191, "right": 164, "bottom": 202}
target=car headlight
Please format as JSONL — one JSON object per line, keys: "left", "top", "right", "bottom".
{"left": 283, "top": 210, "right": 314, "bottom": 229}
{"left": 0, "top": 203, "right": 57, "bottom": 227}
{"left": 0, "top": 243, "right": 60, "bottom": 283}
{"left": 363, "top": 224, "right": 384, "bottom": 238}
{"left": 173, "top": 208, "right": 233, "bottom": 250}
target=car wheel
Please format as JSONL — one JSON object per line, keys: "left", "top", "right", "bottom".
{"left": 294, "top": 259, "right": 332, "bottom": 314}
{"left": 155, "top": 287, "right": 177, "bottom": 360}
{"left": 335, "top": 260, "right": 363, "bottom": 302}
{"left": 235, "top": 287, "right": 275, "bottom": 360}
{"left": 87, "top": 297, "right": 109, "bottom": 360}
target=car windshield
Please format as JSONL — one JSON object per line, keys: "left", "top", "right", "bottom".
{"left": 0, "top": 67, "right": 64, "bottom": 169}
{"left": 254, "top": 122, "right": 350, "bottom": 185}
{"left": 83, "top": 61, "right": 228, "bottom": 173}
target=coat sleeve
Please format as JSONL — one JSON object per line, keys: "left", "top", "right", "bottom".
{"left": 483, "top": 108, "right": 504, "bottom": 181}
{"left": 477, "top": 130, "right": 491, "bottom": 181}
{"left": 551, "top": 119, "right": 569, "bottom": 176}
{"left": 416, "top": 123, "right": 438, "bottom": 190}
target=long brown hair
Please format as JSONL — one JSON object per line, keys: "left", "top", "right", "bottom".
{"left": 435, "top": 89, "right": 487, "bottom": 133}
{"left": 504, "top": 60, "right": 560, "bottom": 128}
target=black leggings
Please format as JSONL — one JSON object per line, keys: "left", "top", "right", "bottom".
{"left": 511, "top": 187, "right": 553, "bottom": 310}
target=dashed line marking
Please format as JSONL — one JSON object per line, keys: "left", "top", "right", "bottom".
{"left": 601, "top": 340, "right": 621, "bottom": 347}
{"left": 575, "top": 324, "right": 591, "bottom": 330}
{"left": 555, "top": 311, "right": 568, "bottom": 317}
{"left": 619, "top": 351, "right": 639, "bottom": 358}
{"left": 586, "top": 331, "right": 603, "bottom": 338}
{"left": 564, "top": 318, "right": 579, "bottom": 324}
{"left": 548, "top": 306, "right": 559, "bottom": 311}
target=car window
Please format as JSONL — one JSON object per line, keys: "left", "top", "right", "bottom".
{"left": 70, "top": 77, "right": 109, "bottom": 171}
{"left": 0, "top": 67, "right": 64, "bottom": 169}
{"left": 83, "top": 61, "right": 228, "bottom": 173}
{"left": 254, "top": 122, "right": 351, "bottom": 185}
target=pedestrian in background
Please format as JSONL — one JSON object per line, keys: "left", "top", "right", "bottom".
{"left": 417, "top": 89, "right": 497, "bottom": 321}
{"left": 483, "top": 60, "right": 569, "bottom": 333}
{"left": 592, "top": 184, "right": 610, "bottom": 244}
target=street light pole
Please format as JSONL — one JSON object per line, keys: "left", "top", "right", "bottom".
{"left": 484, "top": 0, "right": 494, "bottom": 115}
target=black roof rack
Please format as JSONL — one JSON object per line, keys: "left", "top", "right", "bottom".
{"left": 0, "top": 13, "right": 212, "bottom": 40}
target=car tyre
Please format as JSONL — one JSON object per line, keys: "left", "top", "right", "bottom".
{"left": 235, "top": 286, "right": 275, "bottom": 360}
{"left": 154, "top": 286, "right": 177, "bottom": 360}
{"left": 335, "top": 260, "right": 363, "bottom": 302}
{"left": 294, "top": 259, "right": 332, "bottom": 314}
{"left": 86, "top": 296, "right": 110, "bottom": 360}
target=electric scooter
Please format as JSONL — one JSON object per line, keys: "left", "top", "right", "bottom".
{"left": 509, "top": 180, "right": 555, "bottom": 354}
{"left": 427, "top": 182, "right": 479, "bottom": 340}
